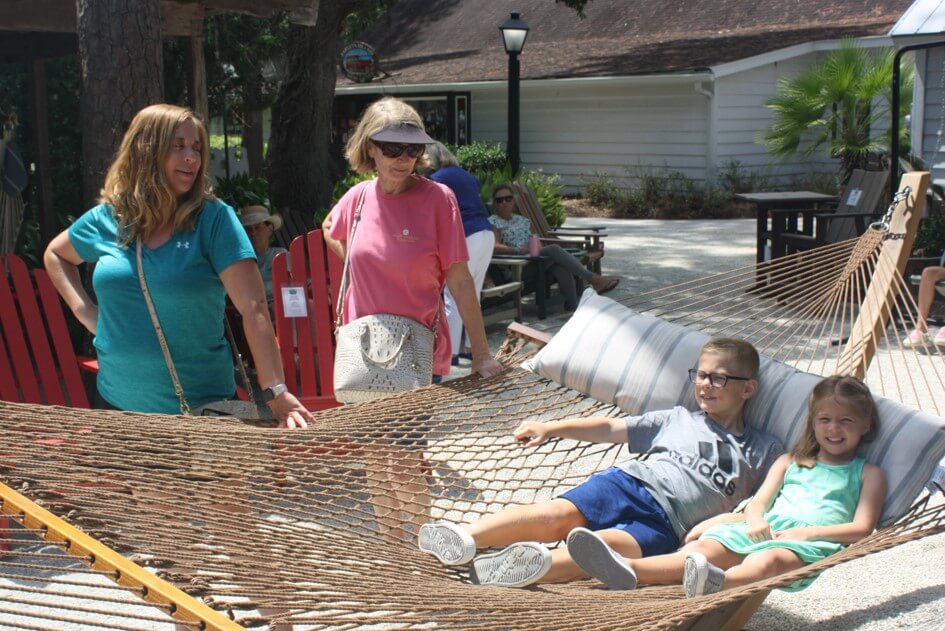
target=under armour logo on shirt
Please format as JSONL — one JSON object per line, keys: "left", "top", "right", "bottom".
{"left": 176, "top": 241, "right": 190, "bottom": 249}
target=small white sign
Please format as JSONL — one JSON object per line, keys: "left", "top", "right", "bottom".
{"left": 281, "top": 285, "right": 308, "bottom": 318}
{"left": 845, "top": 188, "right": 862, "bottom": 207}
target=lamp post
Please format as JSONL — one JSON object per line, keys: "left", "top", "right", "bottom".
{"left": 500, "top": 11, "right": 529, "bottom": 175}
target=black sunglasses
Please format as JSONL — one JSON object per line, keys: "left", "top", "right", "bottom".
{"left": 373, "top": 141, "right": 425, "bottom": 159}
{"left": 494, "top": 195, "right": 514, "bottom": 203}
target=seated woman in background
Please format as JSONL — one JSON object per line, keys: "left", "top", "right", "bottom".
{"left": 240, "top": 205, "right": 287, "bottom": 307}
{"left": 425, "top": 142, "right": 495, "bottom": 363}
{"left": 489, "top": 183, "right": 619, "bottom": 311}
{"left": 903, "top": 263, "right": 945, "bottom": 348}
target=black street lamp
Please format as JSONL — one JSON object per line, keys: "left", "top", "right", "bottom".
{"left": 500, "top": 11, "right": 529, "bottom": 175}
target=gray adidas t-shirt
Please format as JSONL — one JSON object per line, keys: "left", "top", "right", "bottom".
{"left": 617, "top": 406, "right": 783, "bottom": 538}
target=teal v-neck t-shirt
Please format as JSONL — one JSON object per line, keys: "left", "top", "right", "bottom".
{"left": 69, "top": 199, "right": 255, "bottom": 413}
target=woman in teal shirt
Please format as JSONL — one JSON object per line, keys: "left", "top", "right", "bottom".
{"left": 44, "top": 104, "right": 313, "bottom": 429}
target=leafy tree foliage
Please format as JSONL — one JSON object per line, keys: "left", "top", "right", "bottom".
{"left": 762, "top": 40, "right": 912, "bottom": 184}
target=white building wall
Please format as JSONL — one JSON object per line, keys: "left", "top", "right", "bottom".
{"left": 468, "top": 79, "right": 710, "bottom": 192}
{"left": 714, "top": 54, "right": 839, "bottom": 186}
{"left": 921, "top": 46, "right": 945, "bottom": 182}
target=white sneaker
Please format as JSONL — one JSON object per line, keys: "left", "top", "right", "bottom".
{"left": 418, "top": 522, "right": 476, "bottom": 566}
{"left": 902, "top": 329, "right": 929, "bottom": 348}
{"left": 470, "top": 542, "right": 552, "bottom": 588}
{"left": 566, "top": 527, "right": 637, "bottom": 590}
{"left": 683, "top": 552, "right": 725, "bottom": 598}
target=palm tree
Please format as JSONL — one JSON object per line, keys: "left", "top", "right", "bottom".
{"left": 762, "top": 40, "right": 912, "bottom": 184}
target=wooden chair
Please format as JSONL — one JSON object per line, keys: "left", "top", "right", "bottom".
{"left": 481, "top": 258, "right": 524, "bottom": 323}
{"left": 1, "top": 253, "right": 98, "bottom": 551}
{"left": 509, "top": 182, "right": 606, "bottom": 274}
{"left": 770, "top": 169, "right": 889, "bottom": 257}
{"left": 270, "top": 230, "right": 343, "bottom": 411}
{"left": 0, "top": 254, "right": 97, "bottom": 408}
{"left": 273, "top": 209, "right": 318, "bottom": 250}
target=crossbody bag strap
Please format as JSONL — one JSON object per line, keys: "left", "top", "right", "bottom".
{"left": 136, "top": 240, "right": 191, "bottom": 415}
{"left": 334, "top": 183, "right": 369, "bottom": 329}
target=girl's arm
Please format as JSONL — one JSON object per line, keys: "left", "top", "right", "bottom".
{"left": 44, "top": 230, "right": 98, "bottom": 334}
{"left": 514, "top": 417, "right": 629, "bottom": 447}
{"left": 220, "top": 260, "right": 315, "bottom": 430}
{"left": 742, "top": 453, "right": 791, "bottom": 542}
{"left": 774, "top": 463, "right": 887, "bottom": 544}
{"left": 444, "top": 262, "right": 503, "bottom": 378}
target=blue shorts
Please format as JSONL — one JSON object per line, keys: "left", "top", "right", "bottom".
{"left": 560, "top": 467, "right": 679, "bottom": 556}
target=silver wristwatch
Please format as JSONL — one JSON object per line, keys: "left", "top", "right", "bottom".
{"left": 261, "top": 383, "right": 288, "bottom": 403}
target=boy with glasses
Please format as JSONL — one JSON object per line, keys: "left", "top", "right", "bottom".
{"left": 418, "top": 338, "right": 783, "bottom": 588}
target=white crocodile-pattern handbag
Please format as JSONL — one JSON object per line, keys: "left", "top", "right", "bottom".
{"left": 333, "top": 183, "right": 438, "bottom": 403}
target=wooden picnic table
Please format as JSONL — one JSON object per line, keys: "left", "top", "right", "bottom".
{"left": 736, "top": 191, "right": 839, "bottom": 263}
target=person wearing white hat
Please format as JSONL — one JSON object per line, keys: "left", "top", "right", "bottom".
{"left": 240, "top": 205, "right": 286, "bottom": 305}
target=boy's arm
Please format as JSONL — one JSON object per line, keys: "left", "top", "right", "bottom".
{"left": 514, "top": 417, "right": 628, "bottom": 447}
{"left": 774, "top": 463, "right": 887, "bottom": 544}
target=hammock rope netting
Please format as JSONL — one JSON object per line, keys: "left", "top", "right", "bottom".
{"left": 1, "top": 181, "right": 944, "bottom": 630}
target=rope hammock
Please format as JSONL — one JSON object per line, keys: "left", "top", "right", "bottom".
{"left": 0, "top": 173, "right": 943, "bottom": 630}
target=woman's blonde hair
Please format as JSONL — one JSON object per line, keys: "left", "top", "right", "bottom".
{"left": 791, "top": 375, "right": 880, "bottom": 467}
{"left": 100, "top": 104, "right": 212, "bottom": 245}
{"left": 345, "top": 97, "right": 429, "bottom": 174}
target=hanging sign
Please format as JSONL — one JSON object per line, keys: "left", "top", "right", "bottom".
{"left": 340, "top": 42, "right": 378, "bottom": 83}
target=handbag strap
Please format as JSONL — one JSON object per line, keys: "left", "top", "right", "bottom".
{"left": 136, "top": 240, "right": 191, "bottom": 415}
{"left": 135, "top": 240, "right": 257, "bottom": 415}
{"left": 333, "top": 181, "right": 441, "bottom": 335}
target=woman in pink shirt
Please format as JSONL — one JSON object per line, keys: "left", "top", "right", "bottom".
{"left": 322, "top": 97, "right": 503, "bottom": 539}
{"left": 323, "top": 97, "right": 503, "bottom": 382}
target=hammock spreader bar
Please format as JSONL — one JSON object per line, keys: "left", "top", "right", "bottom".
{"left": 0, "top": 481, "right": 242, "bottom": 631}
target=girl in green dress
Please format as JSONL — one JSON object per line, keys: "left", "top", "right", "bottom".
{"left": 565, "top": 375, "right": 887, "bottom": 595}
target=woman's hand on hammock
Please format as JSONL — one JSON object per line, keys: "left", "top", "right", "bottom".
{"left": 269, "top": 391, "right": 313, "bottom": 429}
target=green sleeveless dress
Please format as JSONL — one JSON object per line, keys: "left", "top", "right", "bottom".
{"left": 700, "top": 457, "right": 865, "bottom": 586}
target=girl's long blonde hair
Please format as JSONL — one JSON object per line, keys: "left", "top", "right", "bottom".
{"left": 791, "top": 375, "right": 880, "bottom": 467}
{"left": 100, "top": 104, "right": 212, "bottom": 245}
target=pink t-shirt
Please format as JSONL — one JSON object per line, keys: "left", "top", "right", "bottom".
{"left": 329, "top": 176, "right": 469, "bottom": 375}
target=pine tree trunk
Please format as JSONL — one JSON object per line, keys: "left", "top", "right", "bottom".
{"left": 268, "top": 0, "right": 351, "bottom": 222}
{"left": 76, "top": 0, "right": 163, "bottom": 206}
{"left": 242, "top": 78, "right": 265, "bottom": 178}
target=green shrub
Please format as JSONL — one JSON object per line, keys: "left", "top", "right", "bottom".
{"left": 455, "top": 142, "right": 508, "bottom": 177}
{"left": 520, "top": 170, "right": 566, "bottom": 227}
{"left": 716, "top": 159, "right": 772, "bottom": 195}
{"left": 914, "top": 214, "right": 945, "bottom": 258}
{"left": 581, "top": 165, "right": 753, "bottom": 219}
{"left": 213, "top": 173, "right": 270, "bottom": 211}
{"left": 475, "top": 164, "right": 515, "bottom": 206}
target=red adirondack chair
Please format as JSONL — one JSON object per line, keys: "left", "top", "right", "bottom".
{"left": 271, "top": 230, "right": 343, "bottom": 411}
{"left": 1, "top": 253, "right": 99, "bottom": 550}
{"left": 0, "top": 254, "right": 97, "bottom": 407}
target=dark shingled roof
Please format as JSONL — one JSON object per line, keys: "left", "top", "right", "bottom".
{"left": 340, "top": 0, "right": 911, "bottom": 86}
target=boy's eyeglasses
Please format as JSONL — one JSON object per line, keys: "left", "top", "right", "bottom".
{"left": 373, "top": 141, "right": 425, "bottom": 159}
{"left": 688, "top": 369, "right": 750, "bottom": 388}
{"left": 494, "top": 195, "right": 514, "bottom": 203}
